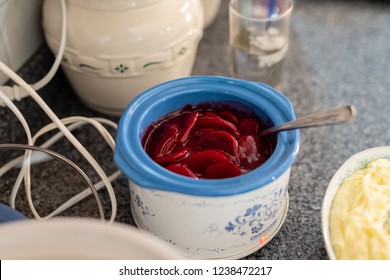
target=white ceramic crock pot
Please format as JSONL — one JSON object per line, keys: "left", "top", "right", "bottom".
{"left": 42, "top": 0, "right": 204, "bottom": 116}
{"left": 114, "top": 76, "right": 300, "bottom": 259}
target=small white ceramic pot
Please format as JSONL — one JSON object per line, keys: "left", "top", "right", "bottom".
{"left": 114, "top": 76, "right": 300, "bottom": 259}
{"left": 322, "top": 146, "right": 390, "bottom": 260}
{"left": 42, "top": 0, "right": 204, "bottom": 115}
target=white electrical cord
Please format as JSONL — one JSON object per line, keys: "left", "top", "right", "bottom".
{"left": 0, "top": 0, "right": 119, "bottom": 223}
{"left": 0, "top": 65, "right": 119, "bottom": 223}
{"left": 0, "top": 91, "right": 34, "bottom": 213}
{"left": 0, "top": 117, "right": 121, "bottom": 219}
{"left": 0, "top": 118, "right": 117, "bottom": 179}
{"left": 29, "top": 117, "right": 120, "bottom": 219}
{"left": 0, "top": 0, "right": 67, "bottom": 103}
{"left": 0, "top": 143, "right": 106, "bottom": 221}
{"left": 0, "top": 62, "right": 118, "bottom": 223}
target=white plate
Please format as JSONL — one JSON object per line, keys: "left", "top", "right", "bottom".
{"left": 0, "top": 217, "right": 183, "bottom": 259}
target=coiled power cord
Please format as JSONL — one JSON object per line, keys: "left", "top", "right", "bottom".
{"left": 0, "top": 0, "right": 119, "bottom": 223}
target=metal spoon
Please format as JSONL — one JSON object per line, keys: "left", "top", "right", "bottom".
{"left": 259, "top": 105, "right": 357, "bottom": 136}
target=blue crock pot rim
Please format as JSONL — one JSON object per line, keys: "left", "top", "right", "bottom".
{"left": 114, "top": 76, "right": 300, "bottom": 197}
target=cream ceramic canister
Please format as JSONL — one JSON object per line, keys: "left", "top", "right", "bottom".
{"left": 42, "top": 0, "right": 204, "bottom": 116}
{"left": 200, "top": 0, "right": 221, "bottom": 27}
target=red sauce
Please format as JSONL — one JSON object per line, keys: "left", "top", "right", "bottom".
{"left": 142, "top": 102, "right": 274, "bottom": 179}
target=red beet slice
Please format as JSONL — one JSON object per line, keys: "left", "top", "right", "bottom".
{"left": 152, "top": 124, "right": 179, "bottom": 158}
{"left": 187, "top": 150, "right": 231, "bottom": 174}
{"left": 198, "top": 131, "right": 239, "bottom": 157}
{"left": 206, "top": 148, "right": 239, "bottom": 165}
{"left": 205, "top": 162, "right": 242, "bottom": 179}
{"left": 192, "top": 128, "right": 215, "bottom": 138}
{"left": 166, "top": 165, "right": 197, "bottom": 178}
{"left": 142, "top": 102, "right": 275, "bottom": 180}
{"left": 196, "top": 115, "right": 239, "bottom": 136}
{"left": 154, "top": 148, "right": 189, "bottom": 165}
{"left": 204, "top": 111, "right": 218, "bottom": 118}
{"left": 238, "top": 118, "right": 259, "bottom": 136}
{"left": 218, "top": 110, "right": 238, "bottom": 124}
{"left": 177, "top": 112, "right": 198, "bottom": 143}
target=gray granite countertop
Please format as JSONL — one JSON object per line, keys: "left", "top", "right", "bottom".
{"left": 0, "top": 0, "right": 389, "bottom": 259}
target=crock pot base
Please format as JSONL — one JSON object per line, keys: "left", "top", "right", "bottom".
{"left": 130, "top": 193, "right": 289, "bottom": 260}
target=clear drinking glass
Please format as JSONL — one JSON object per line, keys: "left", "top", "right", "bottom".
{"left": 229, "top": 0, "right": 294, "bottom": 91}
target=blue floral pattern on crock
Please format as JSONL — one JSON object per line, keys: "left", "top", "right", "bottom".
{"left": 132, "top": 192, "right": 155, "bottom": 217}
{"left": 130, "top": 186, "right": 288, "bottom": 255}
{"left": 224, "top": 186, "right": 287, "bottom": 237}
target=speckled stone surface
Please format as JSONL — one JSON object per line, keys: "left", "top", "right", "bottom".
{"left": 0, "top": 0, "right": 389, "bottom": 259}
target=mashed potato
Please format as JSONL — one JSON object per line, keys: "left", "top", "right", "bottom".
{"left": 330, "top": 158, "right": 390, "bottom": 259}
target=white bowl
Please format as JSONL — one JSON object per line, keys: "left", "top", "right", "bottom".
{"left": 322, "top": 146, "right": 390, "bottom": 260}
{"left": 0, "top": 218, "right": 182, "bottom": 259}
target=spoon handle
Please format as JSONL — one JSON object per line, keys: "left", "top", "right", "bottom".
{"left": 259, "top": 105, "right": 357, "bottom": 136}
